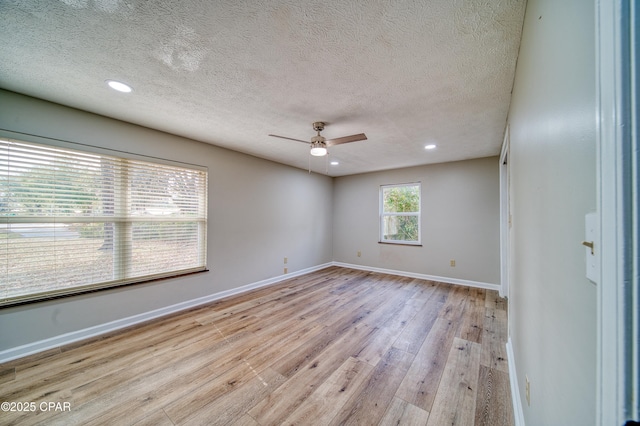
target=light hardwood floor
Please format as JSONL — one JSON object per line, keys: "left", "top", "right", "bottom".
{"left": 0, "top": 267, "right": 513, "bottom": 426}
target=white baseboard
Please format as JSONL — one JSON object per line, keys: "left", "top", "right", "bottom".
{"left": 332, "top": 262, "right": 500, "bottom": 291}
{"left": 0, "top": 263, "right": 333, "bottom": 364}
{"left": 506, "top": 337, "right": 526, "bottom": 426}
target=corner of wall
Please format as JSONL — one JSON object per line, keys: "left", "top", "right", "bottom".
{"left": 507, "top": 337, "right": 526, "bottom": 426}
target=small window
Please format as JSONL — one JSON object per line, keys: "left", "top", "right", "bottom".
{"left": 0, "top": 138, "right": 208, "bottom": 306}
{"left": 380, "top": 182, "right": 421, "bottom": 245}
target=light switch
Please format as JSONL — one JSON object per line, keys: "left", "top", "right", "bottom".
{"left": 584, "top": 212, "right": 599, "bottom": 283}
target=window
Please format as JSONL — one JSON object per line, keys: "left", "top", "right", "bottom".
{"left": 380, "top": 182, "right": 421, "bottom": 245}
{"left": 0, "top": 138, "right": 207, "bottom": 306}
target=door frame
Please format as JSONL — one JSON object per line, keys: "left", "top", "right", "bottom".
{"left": 596, "top": 0, "right": 639, "bottom": 423}
{"left": 499, "top": 126, "right": 510, "bottom": 300}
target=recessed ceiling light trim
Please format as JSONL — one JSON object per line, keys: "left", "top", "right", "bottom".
{"left": 106, "top": 80, "right": 133, "bottom": 93}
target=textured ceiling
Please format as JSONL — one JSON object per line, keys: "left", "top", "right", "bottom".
{"left": 0, "top": 0, "right": 526, "bottom": 176}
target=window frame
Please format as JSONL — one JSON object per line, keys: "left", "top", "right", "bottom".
{"left": 0, "top": 133, "right": 208, "bottom": 307}
{"left": 379, "top": 182, "right": 422, "bottom": 246}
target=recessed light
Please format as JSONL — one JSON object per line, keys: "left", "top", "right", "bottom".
{"left": 330, "top": 161, "right": 339, "bottom": 165}
{"left": 425, "top": 144, "right": 437, "bottom": 150}
{"left": 106, "top": 80, "right": 133, "bottom": 93}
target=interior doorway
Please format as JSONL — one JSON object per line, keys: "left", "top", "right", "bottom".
{"left": 499, "top": 126, "right": 510, "bottom": 300}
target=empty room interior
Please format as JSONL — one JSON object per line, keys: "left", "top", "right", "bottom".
{"left": 1, "top": 0, "right": 635, "bottom": 425}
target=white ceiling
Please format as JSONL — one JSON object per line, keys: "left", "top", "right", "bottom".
{"left": 0, "top": 0, "right": 526, "bottom": 176}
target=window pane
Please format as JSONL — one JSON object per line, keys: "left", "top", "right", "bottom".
{"left": 383, "top": 185, "right": 420, "bottom": 213}
{"left": 129, "top": 221, "right": 202, "bottom": 277}
{"left": 1, "top": 222, "right": 114, "bottom": 300}
{"left": 129, "top": 162, "right": 206, "bottom": 218}
{"left": 383, "top": 215, "right": 419, "bottom": 242}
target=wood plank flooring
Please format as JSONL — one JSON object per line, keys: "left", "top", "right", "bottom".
{"left": 0, "top": 267, "right": 513, "bottom": 426}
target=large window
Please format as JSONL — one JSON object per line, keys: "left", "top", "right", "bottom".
{"left": 0, "top": 138, "right": 207, "bottom": 306}
{"left": 380, "top": 182, "right": 421, "bottom": 245}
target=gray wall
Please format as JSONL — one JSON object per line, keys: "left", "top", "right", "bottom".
{"left": 0, "top": 89, "right": 333, "bottom": 352}
{"left": 333, "top": 157, "right": 500, "bottom": 285}
{"left": 507, "top": 0, "right": 597, "bottom": 424}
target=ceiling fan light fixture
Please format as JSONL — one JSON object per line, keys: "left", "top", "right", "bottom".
{"left": 310, "top": 141, "right": 327, "bottom": 156}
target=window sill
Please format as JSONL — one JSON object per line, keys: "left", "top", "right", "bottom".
{"left": 0, "top": 268, "right": 210, "bottom": 309}
{"left": 378, "top": 241, "right": 423, "bottom": 247}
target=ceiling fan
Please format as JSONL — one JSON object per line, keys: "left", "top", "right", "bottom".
{"left": 269, "top": 122, "right": 367, "bottom": 157}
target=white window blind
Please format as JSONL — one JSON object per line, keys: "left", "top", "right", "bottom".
{"left": 0, "top": 138, "right": 207, "bottom": 306}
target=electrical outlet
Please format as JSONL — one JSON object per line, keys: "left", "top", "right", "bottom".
{"left": 450, "top": 259, "right": 456, "bottom": 267}
{"left": 284, "top": 267, "right": 288, "bottom": 274}
{"left": 357, "top": 251, "right": 361, "bottom": 257}
{"left": 525, "top": 375, "right": 530, "bottom": 406}
{"left": 284, "top": 257, "right": 288, "bottom": 264}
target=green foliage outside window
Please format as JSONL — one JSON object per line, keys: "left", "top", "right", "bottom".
{"left": 383, "top": 185, "right": 420, "bottom": 212}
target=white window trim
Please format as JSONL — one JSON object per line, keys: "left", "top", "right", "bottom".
{"left": 379, "top": 182, "right": 421, "bottom": 246}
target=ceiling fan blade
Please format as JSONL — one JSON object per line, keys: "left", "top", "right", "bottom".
{"left": 268, "top": 134, "right": 309, "bottom": 144}
{"left": 325, "top": 133, "right": 367, "bottom": 146}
